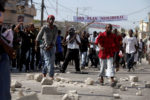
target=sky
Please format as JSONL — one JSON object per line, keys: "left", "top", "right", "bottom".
{"left": 33, "top": 0, "right": 150, "bottom": 31}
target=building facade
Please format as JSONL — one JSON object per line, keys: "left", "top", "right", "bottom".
{"left": 3, "top": 0, "right": 36, "bottom": 25}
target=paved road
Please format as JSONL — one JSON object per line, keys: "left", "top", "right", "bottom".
{"left": 11, "top": 59, "right": 150, "bottom": 100}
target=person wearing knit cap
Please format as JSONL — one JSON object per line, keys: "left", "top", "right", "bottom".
{"left": 36, "top": 15, "right": 58, "bottom": 79}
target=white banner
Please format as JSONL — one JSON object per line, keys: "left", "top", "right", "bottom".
{"left": 73, "top": 15, "right": 127, "bottom": 22}
{"left": 88, "top": 22, "right": 120, "bottom": 29}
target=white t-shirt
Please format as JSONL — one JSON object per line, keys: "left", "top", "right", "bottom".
{"left": 123, "top": 36, "right": 138, "bottom": 54}
{"left": 146, "top": 40, "right": 150, "bottom": 53}
{"left": 2, "top": 29, "right": 14, "bottom": 47}
{"left": 90, "top": 36, "right": 96, "bottom": 49}
{"left": 66, "top": 34, "right": 81, "bottom": 49}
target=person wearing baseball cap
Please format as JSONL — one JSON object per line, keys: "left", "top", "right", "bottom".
{"left": 36, "top": 15, "right": 58, "bottom": 80}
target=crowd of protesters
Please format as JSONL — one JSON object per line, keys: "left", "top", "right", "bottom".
{"left": 0, "top": 18, "right": 150, "bottom": 75}
{"left": 1, "top": 15, "right": 150, "bottom": 99}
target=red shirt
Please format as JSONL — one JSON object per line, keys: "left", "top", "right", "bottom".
{"left": 95, "top": 31, "right": 117, "bottom": 59}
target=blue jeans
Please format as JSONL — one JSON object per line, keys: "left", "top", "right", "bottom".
{"left": 0, "top": 53, "right": 11, "bottom": 100}
{"left": 81, "top": 51, "right": 87, "bottom": 67}
{"left": 126, "top": 53, "right": 135, "bottom": 69}
{"left": 42, "top": 47, "right": 55, "bottom": 77}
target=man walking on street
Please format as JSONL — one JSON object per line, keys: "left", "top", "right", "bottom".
{"left": 35, "top": 15, "right": 58, "bottom": 79}
{"left": 123, "top": 29, "right": 138, "bottom": 72}
{"left": 95, "top": 24, "right": 117, "bottom": 87}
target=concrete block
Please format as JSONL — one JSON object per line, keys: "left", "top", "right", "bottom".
{"left": 34, "top": 74, "right": 43, "bottom": 82}
{"left": 12, "top": 81, "right": 22, "bottom": 88}
{"left": 11, "top": 85, "right": 16, "bottom": 91}
{"left": 54, "top": 73, "right": 59, "bottom": 76}
{"left": 60, "top": 78, "right": 71, "bottom": 83}
{"left": 85, "top": 78, "right": 94, "bottom": 85}
{"left": 113, "top": 93, "right": 120, "bottom": 99}
{"left": 41, "top": 85, "right": 58, "bottom": 95}
{"left": 62, "top": 93, "right": 79, "bottom": 100}
{"left": 145, "top": 82, "right": 150, "bottom": 88}
{"left": 129, "top": 76, "right": 138, "bottom": 82}
{"left": 73, "top": 82, "right": 78, "bottom": 85}
{"left": 17, "top": 93, "right": 39, "bottom": 100}
{"left": 115, "top": 83, "right": 122, "bottom": 89}
{"left": 41, "top": 78, "right": 53, "bottom": 85}
{"left": 25, "top": 88, "right": 31, "bottom": 91}
{"left": 120, "top": 86, "right": 126, "bottom": 91}
{"left": 136, "top": 90, "right": 142, "bottom": 96}
{"left": 55, "top": 77, "right": 61, "bottom": 82}
{"left": 62, "top": 94, "right": 70, "bottom": 100}
{"left": 131, "top": 82, "right": 139, "bottom": 87}
{"left": 120, "top": 77, "right": 129, "bottom": 81}
{"left": 69, "top": 90, "right": 77, "bottom": 94}
{"left": 26, "top": 74, "right": 34, "bottom": 80}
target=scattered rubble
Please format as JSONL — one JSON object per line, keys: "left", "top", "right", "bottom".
{"left": 62, "top": 90, "right": 79, "bottom": 100}
{"left": 54, "top": 73, "right": 59, "bottom": 76}
{"left": 26, "top": 74, "right": 34, "bottom": 80}
{"left": 11, "top": 81, "right": 22, "bottom": 88}
{"left": 34, "top": 74, "right": 43, "bottom": 82}
{"left": 85, "top": 78, "right": 94, "bottom": 85}
{"left": 136, "top": 90, "right": 142, "bottom": 96}
{"left": 41, "top": 78, "right": 53, "bottom": 85}
{"left": 131, "top": 82, "right": 139, "bottom": 88}
{"left": 17, "top": 93, "right": 39, "bottom": 100}
{"left": 41, "top": 85, "right": 59, "bottom": 95}
{"left": 120, "top": 86, "right": 127, "bottom": 91}
{"left": 129, "top": 76, "right": 138, "bottom": 82}
{"left": 55, "top": 77, "right": 61, "bottom": 82}
{"left": 113, "top": 93, "right": 120, "bottom": 99}
{"left": 145, "top": 81, "right": 150, "bottom": 88}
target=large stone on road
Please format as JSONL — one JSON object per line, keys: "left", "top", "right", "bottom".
{"left": 26, "top": 74, "right": 34, "bottom": 80}
{"left": 129, "top": 75, "right": 138, "bottom": 82}
{"left": 41, "top": 85, "right": 59, "bottom": 95}
{"left": 84, "top": 77, "right": 94, "bottom": 85}
{"left": 11, "top": 80, "right": 22, "bottom": 88}
{"left": 17, "top": 93, "right": 39, "bottom": 100}
{"left": 41, "top": 78, "right": 53, "bottom": 85}
{"left": 34, "top": 74, "right": 43, "bottom": 82}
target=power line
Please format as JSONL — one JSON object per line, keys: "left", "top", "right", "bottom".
{"left": 46, "top": 0, "right": 56, "bottom": 10}
{"left": 127, "top": 5, "right": 150, "bottom": 16}
{"left": 52, "top": 0, "right": 89, "bottom": 16}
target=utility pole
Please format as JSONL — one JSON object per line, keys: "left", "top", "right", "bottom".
{"left": 148, "top": 12, "right": 150, "bottom": 36}
{"left": 56, "top": 0, "right": 58, "bottom": 15}
{"left": 76, "top": 7, "right": 78, "bottom": 30}
{"left": 41, "top": 0, "right": 44, "bottom": 27}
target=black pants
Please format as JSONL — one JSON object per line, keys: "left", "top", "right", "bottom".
{"left": 88, "top": 48, "right": 99, "bottom": 67}
{"left": 62, "top": 49, "right": 80, "bottom": 72}
{"left": 20, "top": 47, "right": 30, "bottom": 71}
{"left": 113, "top": 52, "right": 120, "bottom": 68}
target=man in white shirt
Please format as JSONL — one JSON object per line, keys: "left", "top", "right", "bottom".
{"left": 89, "top": 31, "right": 98, "bottom": 67}
{"left": 146, "top": 37, "right": 150, "bottom": 64}
{"left": 60, "top": 28, "right": 81, "bottom": 73}
{"left": 123, "top": 29, "right": 138, "bottom": 72}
